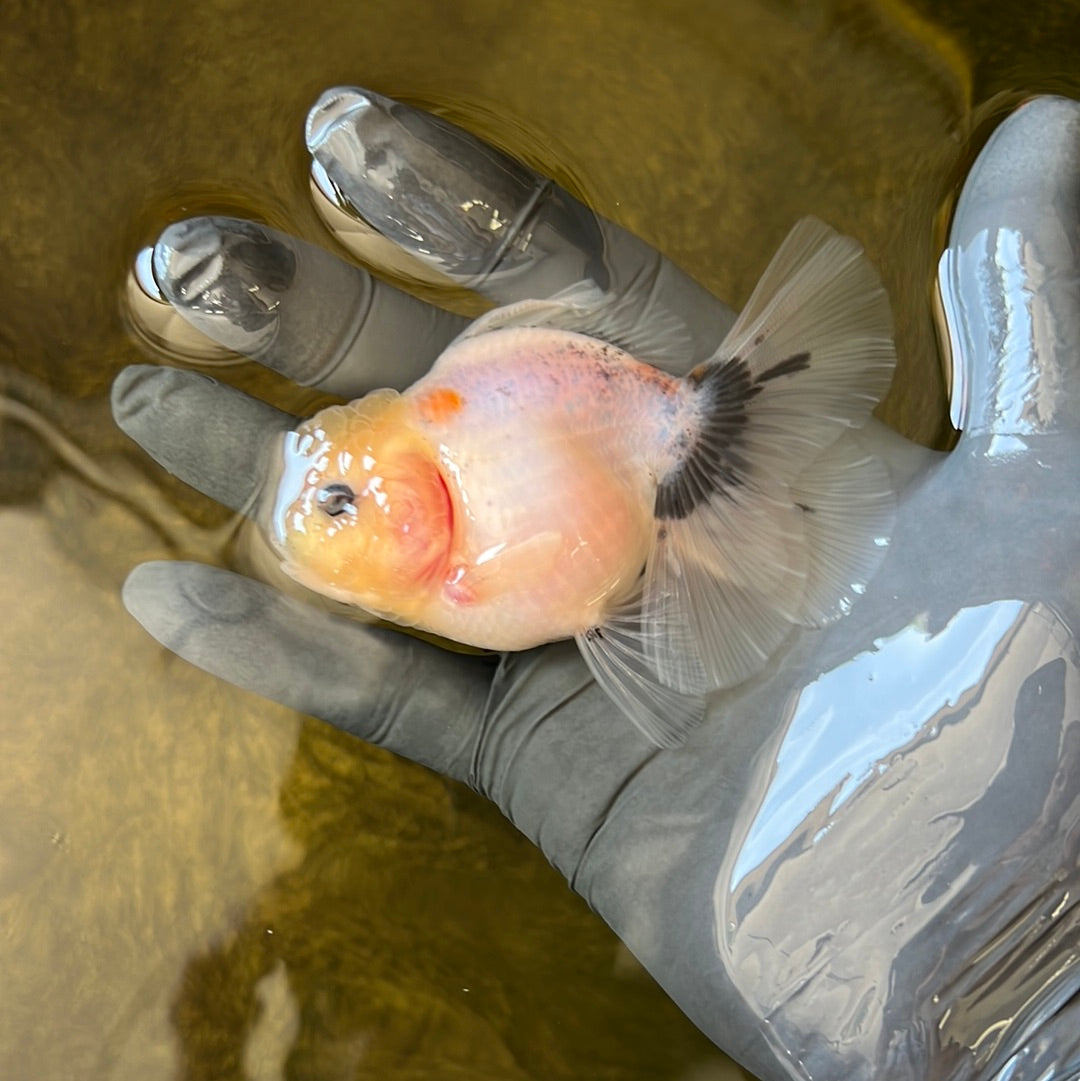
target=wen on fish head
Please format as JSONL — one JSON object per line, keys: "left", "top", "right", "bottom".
{"left": 268, "top": 390, "right": 453, "bottom": 621}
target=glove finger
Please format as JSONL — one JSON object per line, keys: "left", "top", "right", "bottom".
{"left": 147, "top": 216, "right": 470, "bottom": 397}
{"left": 123, "top": 561, "right": 492, "bottom": 777}
{"left": 306, "top": 86, "right": 736, "bottom": 369}
{"left": 111, "top": 365, "right": 292, "bottom": 513}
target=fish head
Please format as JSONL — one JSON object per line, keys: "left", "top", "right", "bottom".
{"left": 268, "top": 390, "right": 453, "bottom": 619}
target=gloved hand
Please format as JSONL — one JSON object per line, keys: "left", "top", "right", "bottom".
{"left": 112, "top": 89, "right": 1080, "bottom": 1081}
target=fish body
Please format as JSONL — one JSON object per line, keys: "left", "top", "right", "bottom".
{"left": 406, "top": 329, "right": 694, "bottom": 647}
{"left": 269, "top": 219, "right": 897, "bottom": 745}
{"left": 276, "top": 328, "right": 685, "bottom": 648}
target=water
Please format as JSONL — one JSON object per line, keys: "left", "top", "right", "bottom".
{"left": 1, "top": 1, "right": 1078, "bottom": 1078}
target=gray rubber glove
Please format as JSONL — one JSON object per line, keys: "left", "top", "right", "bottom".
{"left": 113, "top": 90, "right": 1080, "bottom": 1081}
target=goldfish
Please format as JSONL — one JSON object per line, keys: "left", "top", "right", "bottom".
{"left": 267, "top": 218, "right": 896, "bottom": 746}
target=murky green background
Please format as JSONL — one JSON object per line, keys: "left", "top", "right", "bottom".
{"left": 1, "top": 1, "right": 1077, "bottom": 1078}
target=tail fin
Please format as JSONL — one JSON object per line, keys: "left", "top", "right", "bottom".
{"left": 578, "top": 218, "right": 896, "bottom": 745}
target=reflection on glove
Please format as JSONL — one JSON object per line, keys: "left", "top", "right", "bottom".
{"left": 113, "top": 91, "right": 1080, "bottom": 1081}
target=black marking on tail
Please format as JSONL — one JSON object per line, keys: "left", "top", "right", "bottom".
{"left": 654, "top": 351, "right": 811, "bottom": 521}
{"left": 758, "top": 351, "right": 810, "bottom": 383}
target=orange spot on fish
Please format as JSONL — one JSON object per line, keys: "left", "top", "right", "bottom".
{"left": 417, "top": 387, "right": 464, "bottom": 424}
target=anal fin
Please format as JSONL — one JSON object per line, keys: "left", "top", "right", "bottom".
{"left": 574, "top": 602, "right": 707, "bottom": 748}
{"left": 642, "top": 432, "right": 895, "bottom": 693}
{"left": 646, "top": 495, "right": 808, "bottom": 691}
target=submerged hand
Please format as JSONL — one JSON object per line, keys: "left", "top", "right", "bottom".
{"left": 113, "top": 90, "right": 1080, "bottom": 1081}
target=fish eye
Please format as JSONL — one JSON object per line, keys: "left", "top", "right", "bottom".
{"left": 317, "top": 482, "right": 355, "bottom": 517}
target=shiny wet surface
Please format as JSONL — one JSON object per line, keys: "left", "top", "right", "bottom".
{"left": 2, "top": 2, "right": 1079, "bottom": 1078}
{"left": 718, "top": 600, "right": 1080, "bottom": 1077}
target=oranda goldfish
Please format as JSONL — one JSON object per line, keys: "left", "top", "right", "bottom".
{"left": 267, "top": 219, "right": 896, "bottom": 746}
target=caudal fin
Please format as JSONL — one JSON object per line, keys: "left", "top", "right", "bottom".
{"left": 579, "top": 218, "right": 897, "bottom": 744}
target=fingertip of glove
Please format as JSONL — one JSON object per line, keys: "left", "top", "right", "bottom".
{"left": 110, "top": 365, "right": 214, "bottom": 435}
{"left": 123, "top": 561, "right": 252, "bottom": 657}
{"left": 111, "top": 365, "right": 155, "bottom": 428}
{"left": 124, "top": 561, "right": 270, "bottom": 628}
{"left": 121, "top": 561, "right": 174, "bottom": 624}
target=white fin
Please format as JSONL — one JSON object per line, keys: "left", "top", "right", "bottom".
{"left": 644, "top": 218, "right": 896, "bottom": 692}
{"left": 790, "top": 431, "right": 895, "bottom": 625}
{"left": 690, "top": 216, "right": 897, "bottom": 488}
{"left": 645, "top": 494, "right": 809, "bottom": 691}
{"left": 575, "top": 601, "right": 707, "bottom": 748}
{"left": 453, "top": 280, "right": 693, "bottom": 368}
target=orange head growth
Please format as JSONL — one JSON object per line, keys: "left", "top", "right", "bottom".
{"left": 269, "top": 390, "right": 453, "bottom": 620}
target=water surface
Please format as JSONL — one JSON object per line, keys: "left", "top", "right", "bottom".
{"left": 1, "top": 1, "right": 1078, "bottom": 1078}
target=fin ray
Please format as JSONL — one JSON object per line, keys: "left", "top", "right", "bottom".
{"left": 790, "top": 431, "right": 895, "bottom": 625}
{"left": 644, "top": 219, "right": 897, "bottom": 694}
{"left": 692, "top": 216, "right": 896, "bottom": 490}
{"left": 645, "top": 497, "right": 807, "bottom": 690}
{"left": 575, "top": 601, "right": 707, "bottom": 748}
